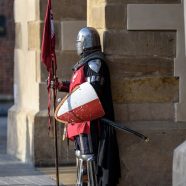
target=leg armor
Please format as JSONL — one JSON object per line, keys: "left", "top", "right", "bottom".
{"left": 75, "top": 150, "right": 83, "bottom": 185}
{"left": 75, "top": 134, "right": 98, "bottom": 186}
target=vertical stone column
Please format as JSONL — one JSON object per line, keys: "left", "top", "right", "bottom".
{"left": 7, "top": 0, "right": 40, "bottom": 163}
{"left": 7, "top": 0, "right": 87, "bottom": 165}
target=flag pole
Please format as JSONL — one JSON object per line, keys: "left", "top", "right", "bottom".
{"left": 41, "top": 0, "right": 60, "bottom": 184}
{"left": 52, "top": 59, "right": 60, "bottom": 186}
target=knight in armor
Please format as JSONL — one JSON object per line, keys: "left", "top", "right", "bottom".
{"left": 56, "top": 27, "right": 121, "bottom": 186}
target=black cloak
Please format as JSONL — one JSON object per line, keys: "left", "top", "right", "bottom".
{"left": 82, "top": 51, "right": 121, "bottom": 186}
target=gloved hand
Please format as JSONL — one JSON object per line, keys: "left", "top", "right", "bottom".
{"left": 46, "top": 77, "right": 69, "bottom": 92}
{"left": 46, "top": 77, "right": 59, "bottom": 89}
{"left": 58, "top": 80, "right": 70, "bottom": 92}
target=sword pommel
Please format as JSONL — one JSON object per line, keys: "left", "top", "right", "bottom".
{"left": 145, "top": 137, "right": 150, "bottom": 143}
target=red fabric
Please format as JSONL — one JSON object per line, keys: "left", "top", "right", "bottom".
{"left": 41, "top": 0, "right": 57, "bottom": 130}
{"left": 67, "top": 66, "right": 91, "bottom": 140}
{"left": 41, "top": 0, "right": 56, "bottom": 72}
{"left": 69, "top": 67, "right": 85, "bottom": 92}
{"left": 58, "top": 82, "right": 69, "bottom": 92}
{"left": 67, "top": 122, "right": 90, "bottom": 140}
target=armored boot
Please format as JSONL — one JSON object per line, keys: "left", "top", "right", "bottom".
{"left": 82, "top": 154, "right": 97, "bottom": 186}
{"left": 76, "top": 154, "right": 97, "bottom": 186}
{"left": 76, "top": 150, "right": 83, "bottom": 186}
{"left": 75, "top": 134, "right": 98, "bottom": 186}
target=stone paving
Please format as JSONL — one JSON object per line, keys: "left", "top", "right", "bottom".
{"left": 0, "top": 117, "right": 57, "bottom": 186}
{"left": 38, "top": 167, "right": 76, "bottom": 186}
{"left": 0, "top": 154, "right": 56, "bottom": 186}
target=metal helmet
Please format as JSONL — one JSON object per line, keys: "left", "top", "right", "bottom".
{"left": 76, "top": 27, "right": 101, "bottom": 56}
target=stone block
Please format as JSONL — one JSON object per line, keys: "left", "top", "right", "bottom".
{"left": 107, "top": 0, "right": 181, "bottom": 3}
{"left": 114, "top": 103, "right": 175, "bottom": 121}
{"left": 7, "top": 106, "right": 75, "bottom": 166}
{"left": 14, "top": 0, "right": 25, "bottom": 23}
{"left": 40, "top": 0, "right": 87, "bottom": 21}
{"left": 38, "top": 80, "right": 67, "bottom": 111}
{"left": 34, "top": 110, "right": 75, "bottom": 166}
{"left": 87, "top": 0, "right": 106, "bottom": 26}
{"left": 103, "top": 30, "right": 176, "bottom": 57}
{"left": 127, "top": 4, "right": 181, "bottom": 30}
{"left": 116, "top": 121, "right": 186, "bottom": 186}
{"left": 61, "top": 21, "right": 86, "bottom": 51}
{"left": 128, "top": 103, "right": 175, "bottom": 121}
{"left": 105, "top": 3, "right": 126, "bottom": 29}
{"left": 175, "top": 101, "right": 186, "bottom": 122}
{"left": 7, "top": 106, "right": 36, "bottom": 163}
{"left": 40, "top": 21, "right": 62, "bottom": 51}
{"left": 111, "top": 77, "right": 179, "bottom": 104}
{"left": 56, "top": 51, "right": 79, "bottom": 80}
{"left": 40, "top": 59, "right": 48, "bottom": 82}
{"left": 14, "top": 49, "right": 39, "bottom": 110}
{"left": 25, "top": 51, "right": 40, "bottom": 109}
{"left": 39, "top": 82, "right": 49, "bottom": 111}
{"left": 15, "top": 23, "right": 22, "bottom": 49}
{"left": 27, "top": 0, "right": 39, "bottom": 21}
{"left": 28, "top": 21, "right": 40, "bottom": 50}
{"left": 88, "top": 0, "right": 106, "bottom": 5}
{"left": 114, "top": 103, "right": 129, "bottom": 121}
{"left": 39, "top": 51, "right": 78, "bottom": 110}
{"left": 173, "top": 140, "right": 186, "bottom": 186}
{"left": 107, "top": 56, "right": 173, "bottom": 78}
{"left": 88, "top": 6, "right": 105, "bottom": 29}
{"left": 54, "top": 22, "right": 62, "bottom": 51}
{"left": 14, "top": 0, "right": 38, "bottom": 22}
{"left": 40, "top": 51, "right": 78, "bottom": 82}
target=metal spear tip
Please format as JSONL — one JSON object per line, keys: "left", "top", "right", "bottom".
{"left": 145, "top": 137, "right": 150, "bottom": 143}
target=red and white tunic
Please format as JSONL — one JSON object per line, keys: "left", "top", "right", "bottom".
{"left": 66, "top": 66, "right": 90, "bottom": 140}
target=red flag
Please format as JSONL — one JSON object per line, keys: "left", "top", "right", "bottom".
{"left": 41, "top": 0, "right": 56, "bottom": 72}
{"left": 41, "top": 0, "right": 57, "bottom": 131}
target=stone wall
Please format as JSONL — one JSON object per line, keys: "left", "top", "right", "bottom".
{"left": 7, "top": 0, "right": 86, "bottom": 165}
{"left": 87, "top": 0, "right": 186, "bottom": 185}
{"left": 88, "top": 0, "right": 179, "bottom": 121}
{"left": 8, "top": 0, "right": 186, "bottom": 185}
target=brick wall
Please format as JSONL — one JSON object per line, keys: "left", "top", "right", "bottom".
{"left": 0, "top": 0, "right": 14, "bottom": 98}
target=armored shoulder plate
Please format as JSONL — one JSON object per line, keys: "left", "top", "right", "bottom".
{"left": 88, "top": 59, "right": 101, "bottom": 73}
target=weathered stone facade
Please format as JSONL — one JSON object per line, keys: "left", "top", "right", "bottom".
{"left": 8, "top": 0, "right": 86, "bottom": 165}
{"left": 87, "top": 0, "right": 186, "bottom": 185}
{"left": 7, "top": 0, "right": 186, "bottom": 185}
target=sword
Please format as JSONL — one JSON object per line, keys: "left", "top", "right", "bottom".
{"left": 101, "top": 118, "right": 149, "bottom": 142}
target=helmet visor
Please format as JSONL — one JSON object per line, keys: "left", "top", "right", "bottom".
{"left": 76, "top": 41, "right": 83, "bottom": 56}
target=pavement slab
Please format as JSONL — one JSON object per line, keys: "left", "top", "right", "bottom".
{"left": 0, "top": 117, "right": 59, "bottom": 186}
{"left": 0, "top": 116, "right": 76, "bottom": 186}
{"left": 0, "top": 154, "right": 57, "bottom": 186}
{"left": 38, "top": 167, "right": 76, "bottom": 186}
